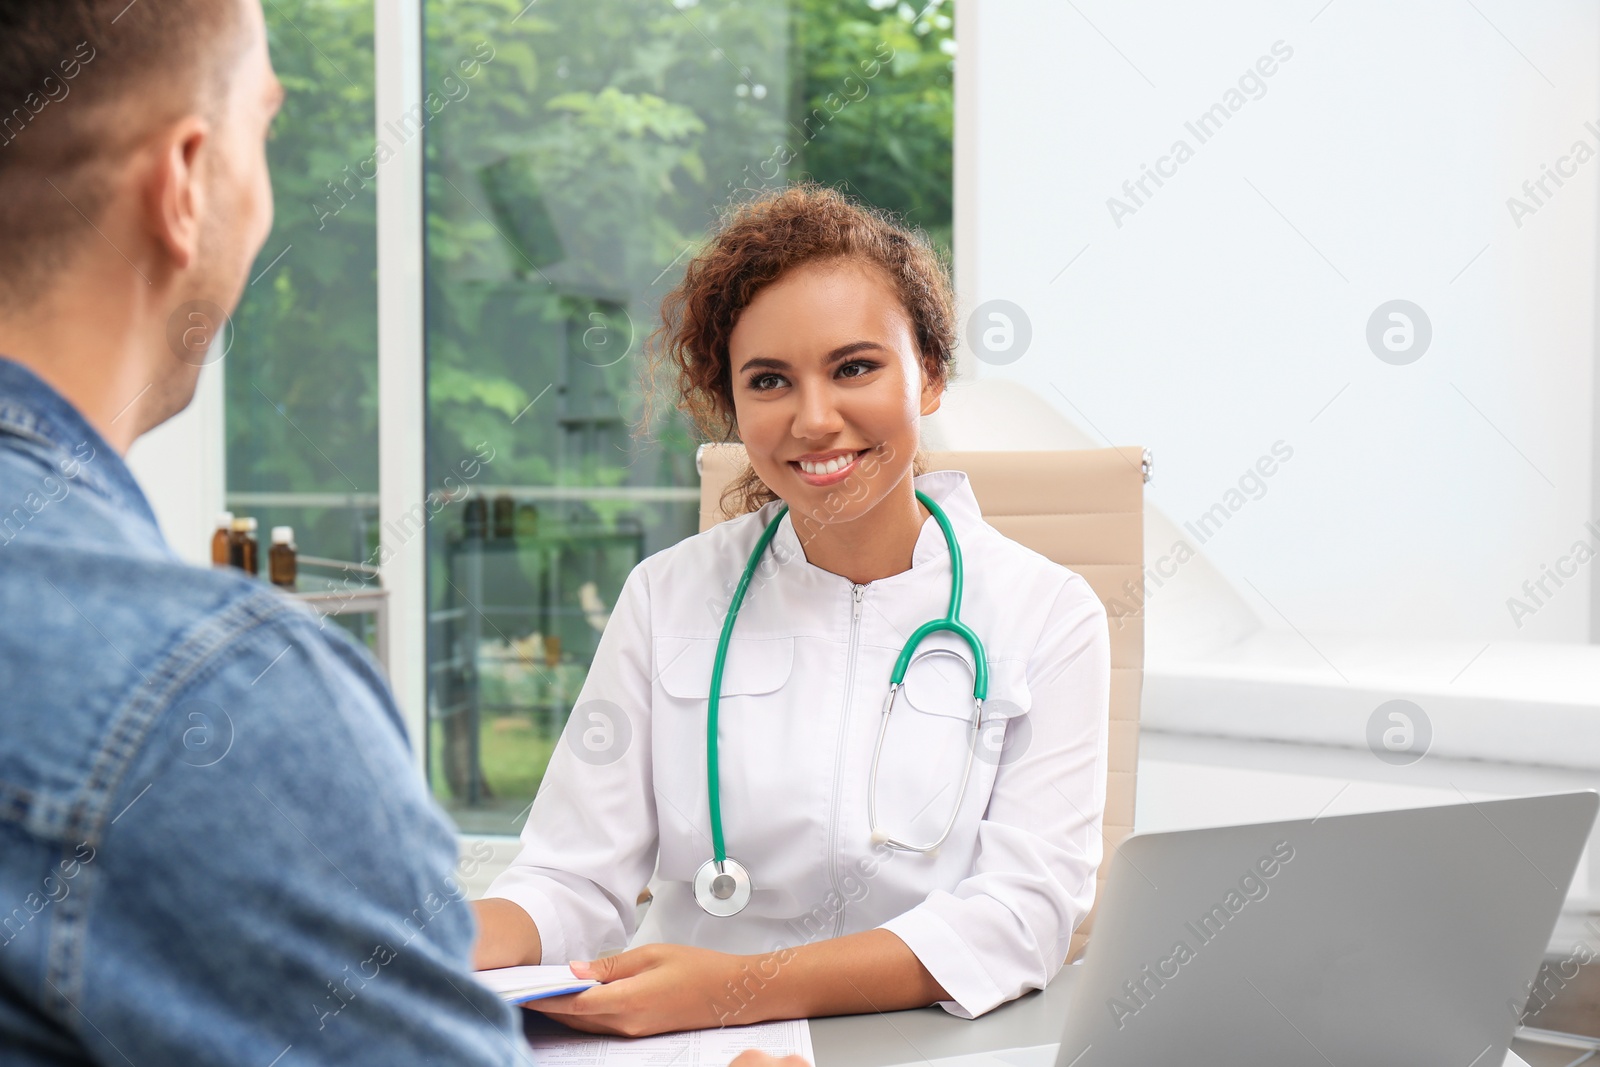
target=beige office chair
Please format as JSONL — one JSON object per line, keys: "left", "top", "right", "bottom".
{"left": 695, "top": 443, "right": 1147, "bottom": 964}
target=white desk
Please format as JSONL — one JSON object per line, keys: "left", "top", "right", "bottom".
{"left": 813, "top": 971, "right": 1537, "bottom": 1066}
{"left": 525, "top": 968, "right": 1538, "bottom": 1066}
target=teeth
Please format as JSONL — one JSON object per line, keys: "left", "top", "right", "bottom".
{"left": 798, "top": 452, "right": 860, "bottom": 476}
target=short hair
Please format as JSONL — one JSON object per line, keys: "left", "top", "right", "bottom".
{"left": 643, "top": 181, "right": 957, "bottom": 517}
{"left": 0, "top": 0, "right": 250, "bottom": 307}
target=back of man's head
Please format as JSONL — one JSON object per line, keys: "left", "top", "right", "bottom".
{"left": 0, "top": 0, "right": 278, "bottom": 450}
{"left": 0, "top": 1, "right": 253, "bottom": 308}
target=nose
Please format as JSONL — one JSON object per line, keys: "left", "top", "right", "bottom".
{"left": 790, "top": 377, "right": 845, "bottom": 440}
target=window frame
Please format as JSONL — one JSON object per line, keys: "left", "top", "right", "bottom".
{"left": 375, "top": 0, "right": 429, "bottom": 777}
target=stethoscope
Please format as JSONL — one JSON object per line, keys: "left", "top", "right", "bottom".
{"left": 694, "top": 489, "right": 989, "bottom": 917}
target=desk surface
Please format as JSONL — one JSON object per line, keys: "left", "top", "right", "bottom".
{"left": 810, "top": 969, "right": 1543, "bottom": 1067}
{"left": 811, "top": 971, "right": 1547, "bottom": 1067}
{"left": 525, "top": 968, "right": 1541, "bottom": 1067}
{"left": 810, "top": 970, "right": 1075, "bottom": 1066}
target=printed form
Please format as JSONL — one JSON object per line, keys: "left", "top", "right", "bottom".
{"left": 527, "top": 1018, "right": 813, "bottom": 1066}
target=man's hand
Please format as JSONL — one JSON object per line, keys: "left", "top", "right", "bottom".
{"left": 525, "top": 943, "right": 779, "bottom": 1037}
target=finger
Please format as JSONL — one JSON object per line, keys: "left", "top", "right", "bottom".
{"left": 529, "top": 1011, "right": 623, "bottom": 1036}
{"left": 522, "top": 980, "right": 633, "bottom": 1017}
{"left": 574, "top": 945, "right": 653, "bottom": 982}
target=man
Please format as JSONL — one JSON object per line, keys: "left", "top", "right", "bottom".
{"left": 0, "top": 1, "right": 537, "bottom": 1063}
{"left": 0, "top": 2, "right": 803, "bottom": 1064}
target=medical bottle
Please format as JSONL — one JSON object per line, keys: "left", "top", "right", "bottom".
{"left": 211, "top": 512, "right": 234, "bottom": 566}
{"left": 463, "top": 496, "right": 487, "bottom": 540}
{"left": 232, "top": 516, "right": 259, "bottom": 575}
{"left": 492, "top": 494, "right": 515, "bottom": 539}
{"left": 269, "top": 527, "right": 297, "bottom": 589}
{"left": 228, "top": 516, "right": 247, "bottom": 569}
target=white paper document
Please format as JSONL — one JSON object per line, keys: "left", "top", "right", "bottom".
{"left": 527, "top": 1017, "right": 813, "bottom": 1066}
{"left": 475, "top": 964, "right": 600, "bottom": 1004}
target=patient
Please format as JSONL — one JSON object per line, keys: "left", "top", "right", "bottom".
{"left": 0, "top": 2, "right": 806, "bottom": 1064}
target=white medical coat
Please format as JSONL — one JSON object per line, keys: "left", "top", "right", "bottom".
{"left": 484, "top": 469, "right": 1111, "bottom": 1018}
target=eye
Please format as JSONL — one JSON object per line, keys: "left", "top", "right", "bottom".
{"left": 838, "top": 360, "right": 878, "bottom": 379}
{"left": 748, "top": 372, "right": 786, "bottom": 392}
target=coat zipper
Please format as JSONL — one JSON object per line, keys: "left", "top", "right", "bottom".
{"left": 826, "top": 582, "right": 867, "bottom": 940}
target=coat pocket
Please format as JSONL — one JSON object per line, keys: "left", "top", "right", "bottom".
{"left": 650, "top": 634, "right": 803, "bottom": 880}
{"left": 655, "top": 635, "right": 796, "bottom": 701}
{"left": 899, "top": 642, "right": 1033, "bottom": 723}
{"left": 872, "top": 651, "right": 1034, "bottom": 845}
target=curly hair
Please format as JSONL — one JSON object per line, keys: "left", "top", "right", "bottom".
{"left": 640, "top": 181, "right": 957, "bottom": 518}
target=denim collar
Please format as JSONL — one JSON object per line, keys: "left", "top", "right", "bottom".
{"left": 0, "top": 355, "right": 164, "bottom": 540}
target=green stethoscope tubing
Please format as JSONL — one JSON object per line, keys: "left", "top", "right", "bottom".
{"left": 706, "top": 489, "right": 989, "bottom": 876}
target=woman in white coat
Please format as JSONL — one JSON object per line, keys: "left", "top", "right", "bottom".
{"left": 472, "top": 182, "right": 1111, "bottom": 1037}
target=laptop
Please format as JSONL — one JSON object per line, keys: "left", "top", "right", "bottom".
{"left": 902, "top": 791, "right": 1597, "bottom": 1067}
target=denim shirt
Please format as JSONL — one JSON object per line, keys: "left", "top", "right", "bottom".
{"left": 0, "top": 358, "right": 529, "bottom": 1065}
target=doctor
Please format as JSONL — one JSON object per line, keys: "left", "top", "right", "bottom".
{"left": 472, "top": 182, "right": 1111, "bottom": 1037}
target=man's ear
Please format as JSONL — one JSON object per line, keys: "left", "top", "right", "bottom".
{"left": 146, "top": 117, "right": 211, "bottom": 271}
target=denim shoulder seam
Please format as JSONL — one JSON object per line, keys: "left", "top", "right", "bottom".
{"left": 79, "top": 591, "right": 308, "bottom": 837}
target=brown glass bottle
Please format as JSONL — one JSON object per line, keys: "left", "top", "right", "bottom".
{"left": 269, "top": 526, "right": 297, "bottom": 589}
{"left": 228, "top": 517, "right": 247, "bottom": 569}
{"left": 211, "top": 512, "right": 234, "bottom": 566}
{"left": 232, "top": 516, "right": 259, "bottom": 575}
{"left": 492, "top": 494, "right": 515, "bottom": 539}
{"left": 463, "top": 497, "right": 487, "bottom": 540}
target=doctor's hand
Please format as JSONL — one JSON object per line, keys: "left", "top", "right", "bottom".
{"left": 523, "top": 943, "right": 770, "bottom": 1037}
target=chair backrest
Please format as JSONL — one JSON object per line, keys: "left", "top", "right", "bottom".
{"left": 695, "top": 444, "right": 1146, "bottom": 963}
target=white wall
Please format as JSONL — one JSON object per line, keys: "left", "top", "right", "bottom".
{"left": 961, "top": 0, "right": 1599, "bottom": 645}
{"left": 124, "top": 361, "right": 226, "bottom": 565}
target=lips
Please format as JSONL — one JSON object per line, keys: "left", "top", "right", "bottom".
{"left": 790, "top": 448, "right": 869, "bottom": 486}
{"left": 794, "top": 449, "right": 864, "bottom": 474}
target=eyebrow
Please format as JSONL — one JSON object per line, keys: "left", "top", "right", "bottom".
{"left": 738, "top": 340, "right": 886, "bottom": 375}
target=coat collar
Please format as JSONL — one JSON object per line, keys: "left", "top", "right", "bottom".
{"left": 764, "top": 468, "right": 984, "bottom": 578}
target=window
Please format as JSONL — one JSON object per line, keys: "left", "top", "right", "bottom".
{"left": 225, "top": 0, "right": 380, "bottom": 650}
{"left": 419, "top": 0, "right": 954, "bottom": 834}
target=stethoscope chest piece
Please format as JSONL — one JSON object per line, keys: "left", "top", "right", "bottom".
{"left": 693, "top": 856, "right": 753, "bottom": 917}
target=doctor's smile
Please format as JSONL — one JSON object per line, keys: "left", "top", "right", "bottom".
{"left": 789, "top": 447, "right": 869, "bottom": 486}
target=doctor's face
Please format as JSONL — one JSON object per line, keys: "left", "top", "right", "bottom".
{"left": 727, "top": 257, "right": 943, "bottom": 526}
